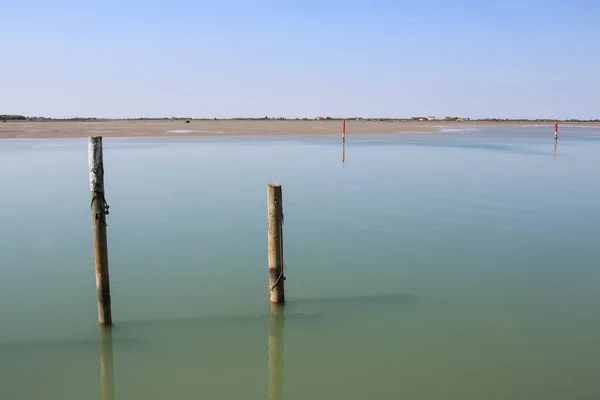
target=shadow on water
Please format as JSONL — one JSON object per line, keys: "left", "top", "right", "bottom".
{"left": 0, "top": 293, "right": 416, "bottom": 365}
{"left": 0, "top": 294, "right": 414, "bottom": 399}
{"left": 113, "top": 292, "right": 417, "bottom": 329}
{"left": 268, "top": 303, "right": 285, "bottom": 400}
{"left": 99, "top": 327, "right": 115, "bottom": 400}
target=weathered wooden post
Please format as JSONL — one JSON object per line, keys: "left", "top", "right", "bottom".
{"left": 89, "top": 136, "right": 112, "bottom": 325}
{"left": 342, "top": 119, "right": 346, "bottom": 142}
{"left": 267, "top": 184, "right": 285, "bottom": 303}
{"left": 268, "top": 303, "right": 285, "bottom": 400}
{"left": 99, "top": 327, "right": 115, "bottom": 400}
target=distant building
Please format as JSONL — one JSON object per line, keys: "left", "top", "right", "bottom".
{"left": 316, "top": 116, "right": 325, "bottom": 121}
{"left": 427, "top": 116, "right": 436, "bottom": 121}
{"left": 445, "top": 116, "right": 470, "bottom": 121}
{"left": 411, "top": 116, "right": 429, "bottom": 121}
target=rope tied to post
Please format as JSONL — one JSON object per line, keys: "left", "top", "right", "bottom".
{"left": 91, "top": 192, "right": 110, "bottom": 215}
{"left": 90, "top": 185, "right": 111, "bottom": 225}
{"left": 268, "top": 267, "right": 286, "bottom": 291}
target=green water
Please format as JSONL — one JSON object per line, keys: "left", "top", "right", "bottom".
{"left": 1, "top": 127, "right": 600, "bottom": 399}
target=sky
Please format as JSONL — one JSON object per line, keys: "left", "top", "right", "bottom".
{"left": 1, "top": 0, "right": 599, "bottom": 119}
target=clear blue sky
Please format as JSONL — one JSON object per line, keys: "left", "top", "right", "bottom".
{"left": 1, "top": 0, "right": 599, "bottom": 119}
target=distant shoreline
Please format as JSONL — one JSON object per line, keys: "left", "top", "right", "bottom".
{"left": 2, "top": 114, "right": 600, "bottom": 123}
{"left": 1, "top": 119, "right": 599, "bottom": 139}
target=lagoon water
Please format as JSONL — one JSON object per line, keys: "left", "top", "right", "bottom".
{"left": 1, "top": 126, "right": 600, "bottom": 399}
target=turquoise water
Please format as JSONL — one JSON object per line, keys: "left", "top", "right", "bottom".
{"left": 1, "top": 126, "right": 600, "bottom": 399}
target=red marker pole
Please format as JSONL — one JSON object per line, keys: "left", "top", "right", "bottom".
{"left": 554, "top": 121, "right": 558, "bottom": 140}
{"left": 342, "top": 119, "right": 346, "bottom": 142}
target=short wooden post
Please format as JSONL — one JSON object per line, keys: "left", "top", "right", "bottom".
{"left": 268, "top": 303, "right": 285, "bottom": 400}
{"left": 99, "top": 327, "right": 115, "bottom": 400}
{"left": 89, "top": 136, "right": 112, "bottom": 325}
{"left": 267, "top": 184, "right": 285, "bottom": 303}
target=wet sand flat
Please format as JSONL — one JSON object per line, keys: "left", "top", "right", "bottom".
{"left": 0, "top": 120, "right": 439, "bottom": 139}
{"left": 2, "top": 120, "right": 598, "bottom": 139}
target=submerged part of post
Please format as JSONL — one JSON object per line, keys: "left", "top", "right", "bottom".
{"left": 89, "top": 136, "right": 112, "bottom": 325}
{"left": 99, "top": 326, "right": 115, "bottom": 400}
{"left": 268, "top": 303, "right": 285, "bottom": 400}
{"left": 267, "top": 184, "right": 285, "bottom": 303}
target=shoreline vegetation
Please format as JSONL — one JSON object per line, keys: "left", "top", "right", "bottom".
{"left": 1, "top": 116, "right": 599, "bottom": 139}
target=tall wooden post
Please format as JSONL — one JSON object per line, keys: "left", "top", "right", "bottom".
{"left": 268, "top": 303, "right": 285, "bottom": 400}
{"left": 99, "top": 327, "right": 115, "bottom": 400}
{"left": 89, "top": 136, "right": 112, "bottom": 325}
{"left": 267, "top": 184, "right": 285, "bottom": 303}
{"left": 342, "top": 119, "right": 346, "bottom": 142}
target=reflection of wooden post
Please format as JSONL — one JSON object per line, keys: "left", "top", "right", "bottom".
{"left": 342, "top": 141, "right": 345, "bottom": 167}
{"left": 99, "top": 327, "right": 115, "bottom": 400}
{"left": 268, "top": 303, "right": 285, "bottom": 400}
{"left": 267, "top": 184, "right": 285, "bottom": 303}
{"left": 89, "top": 137, "right": 112, "bottom": 325}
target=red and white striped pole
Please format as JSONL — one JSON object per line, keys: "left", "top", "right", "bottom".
{"left": 554, "top": 121, "right": 558, "bottom": 140}
{"left": 342, "top": 119, "right": 346, "bottom": 142}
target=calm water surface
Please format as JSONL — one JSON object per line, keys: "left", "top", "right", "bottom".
{"left": 1, "top": 126, "right": 600, "bottom": 399}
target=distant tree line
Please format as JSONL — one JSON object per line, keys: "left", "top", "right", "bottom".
{"left": 1, "top": 114, "right": 26, "bottom": 120}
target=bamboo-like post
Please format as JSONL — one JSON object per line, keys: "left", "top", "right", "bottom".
{"left": 268, "top": 303, "right": 285, "bottom": 400}
{"left": 267, "top": 184, "right": 285, "bottom": 303}
{"left": 89, "top": 136, "right": 112, "bottom": 325}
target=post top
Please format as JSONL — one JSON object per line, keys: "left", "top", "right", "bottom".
{"left": 268, "top": 183, "right": 282, "bottom": 188}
